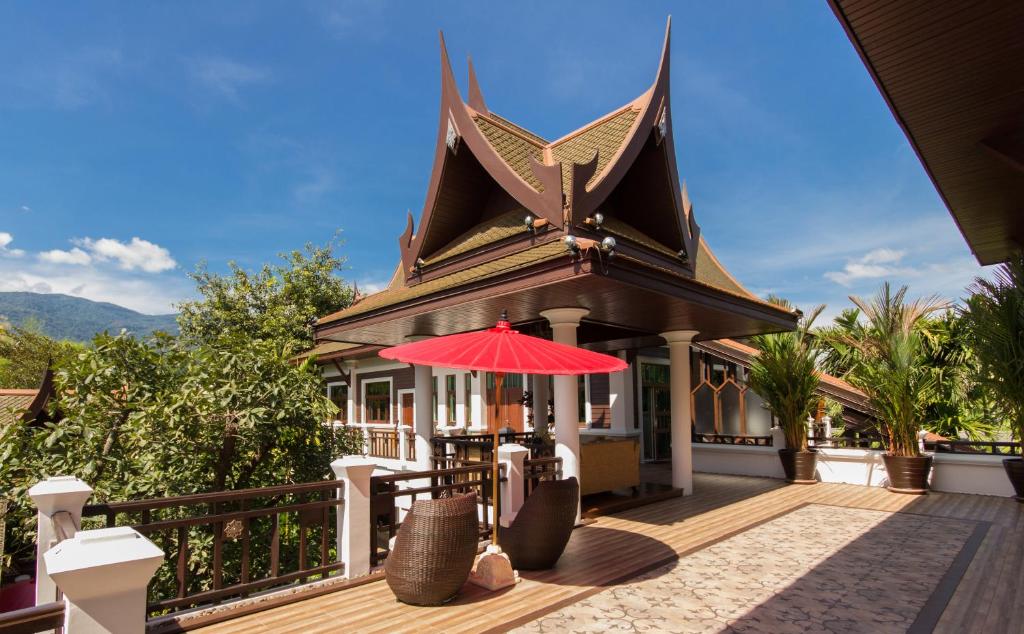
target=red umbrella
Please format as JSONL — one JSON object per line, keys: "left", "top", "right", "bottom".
{"left": 379, "top": 311, "right": 626, "bottom": 546}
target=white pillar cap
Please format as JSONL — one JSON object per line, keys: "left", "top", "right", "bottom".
{"left": 331, "top": 457, "right": 378, "bottom": 479}
{"left": 28, "top": 476, "right": 93, "bottom": 516}
{"left": 44, "top": 527, "right": 163, "bottom": 597}
{"left": 540, "top": 307, "right": 590, "bottom": 327}
{"left": 660, "top": 330, "right": 700, "bottom": 344}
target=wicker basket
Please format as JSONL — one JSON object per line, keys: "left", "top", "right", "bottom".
{"left": 384, "top": 492, "right": 479, "bottom": 606}
{"left": 501, "top": 477, "right": 578, "bottom": 570}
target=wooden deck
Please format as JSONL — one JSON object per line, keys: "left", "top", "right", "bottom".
{"left": 194, "top": 471, "right": 1023, "bottom": 634}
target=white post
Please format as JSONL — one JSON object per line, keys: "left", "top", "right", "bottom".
{"left": 28, "top": 476, "right": 94, "bottom": 606}
{"left": 661, "top": 330, "right": 699, "bottom": 495}
{"left": 541, "top": 307, "right": 589, "bottom": 523}
{"left": 608, "top": 351, "right": 632, "bottom": 436}
{"left": 531, "top": 374, "right": 549, "bottom": 433}
{"left": 498, "top": 444, "right": 529, "bottom": 526}
{"left": 331, "top": 457, "right": 377, "bottom": 579}
{"left": 413, "top": 363, "right": 434, "bottom": 471}
{"left": 44, "top": 526, "right": 163, "bottom": 634}
{"left": 346, "top": 361, "right": 358, "bottom": 425}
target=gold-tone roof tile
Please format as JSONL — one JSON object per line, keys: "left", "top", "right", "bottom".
{"left": 423, "top": 209, "right": 529, "bottom": 266}
{"left": 321, "top": 241, "right": 567, "bottom": 322}
{"left": 474, "top": 116, "right": 545, "bottom": 191}
{"left": 552, "top": 108, "right": 639, "bottom": 193}
{"left": 601, "top": 216, "right": 678, "bottom": 258}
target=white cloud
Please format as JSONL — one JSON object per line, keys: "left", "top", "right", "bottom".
{"left": 0, "top": 232, "right": 26, "bottom": 258}
{"left": 19, "top": 205, "right": 31, "bottom": 213}
{"left": 824, "top": 248, "right": 908, "bottom": 286}
{"left": 72, "top": 237, "right": 176, "bottom": 273}
{"left": 39, "top": 247, "right": 92, "bottom": 266}
{"left": 293, "top": 167, "right": 337, "bottom": 203}
{"left": 190, "top": 57, "right": 270, "bottom": 101}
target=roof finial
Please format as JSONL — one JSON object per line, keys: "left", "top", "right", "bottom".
{"left": 467, "top": 56, "right": 488, "bottom": 114}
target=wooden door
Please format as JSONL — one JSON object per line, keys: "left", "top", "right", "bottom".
{"left": 485, "top": 373, "right": 524, "bottom": 432}
{"left": 401, "top": 393, "right": 414, "bottom": 427}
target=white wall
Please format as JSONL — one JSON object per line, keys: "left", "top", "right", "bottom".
{"left": 692, "top": 444, "right": 1017, "bottom": 498}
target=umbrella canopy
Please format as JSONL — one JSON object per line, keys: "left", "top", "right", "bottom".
{"left": 378, "top": 313, "right": 627, "bottom": 375}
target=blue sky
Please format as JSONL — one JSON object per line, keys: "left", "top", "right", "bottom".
{"left": 0, "top": 1, "right": 987, "bottom": 320}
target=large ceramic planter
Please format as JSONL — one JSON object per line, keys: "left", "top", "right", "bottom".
{"left": 778, "top": 449, "right": 817, "bottom": 484}
{"left": 1002, "top": 458, "right": 1024, "bottom": 502}
{"left": 883, "top": 454, "right": 933, "bottom": 494}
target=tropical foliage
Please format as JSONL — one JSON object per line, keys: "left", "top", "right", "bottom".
{"left": 1, "top": 238, "right": 360, "bottom": 579}
{"left": 0, "top": 320, "right": 81, "bottom": 389}
{"left": 748, "top": 302, "right": 824, "bottom": 452}
{"left": 962, "top": 254, "right": 1024, "bottom": 444}
{"left": 823, "top": 283, "right": 947, "bottom": 457}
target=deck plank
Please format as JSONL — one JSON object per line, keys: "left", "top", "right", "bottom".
{"left": 192, "top": 472, "right": 1021, "bottom": 634}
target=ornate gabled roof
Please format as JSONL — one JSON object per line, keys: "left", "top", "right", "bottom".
{"left": 398, "top": 18, "right": 698, "bottom": 280}
{"left": 315, "top": 18, "right": 796, "bottom": 336}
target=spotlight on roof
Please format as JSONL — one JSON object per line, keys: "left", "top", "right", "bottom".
{"left": 584, "top": 212, "right": 605, "bottom": 229}
{"left": 677, "top": 250, "right": 688, "bottom": 263}
{"left": 524, "top": 214, "right": 549, "bottom": 232}
{"left": 414, "top": 257, "right": 425, "bottom": 271}
{"left": 524, "top": 214, "right": 535, "bottom": 228}
{"left": 563, "top": 235, "right": 579, "bottom": 253}
{"left": 600, "top": 236, "right": 616, "bottom": 252}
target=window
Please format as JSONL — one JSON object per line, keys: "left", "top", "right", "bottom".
{"left": 327, "top": 383, "right": 348, "bottom": 423}
{"left": 578, "top": 376, "right": 587, "bottom": 424}
{"left": 432, "top": 376, "right": 438, "bottom": 423}
{"left": 464, "top": 373, "right": 473, "bottom": 425}
{"left": 364, "top": 380, "right": 391, "bottom": 424}
{"left": 445, "top": 375, "right": 457, "bottom": 424}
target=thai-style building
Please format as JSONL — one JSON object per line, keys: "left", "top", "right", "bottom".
{"left": 306, "top": 21, "right": 803, "bottom": 497}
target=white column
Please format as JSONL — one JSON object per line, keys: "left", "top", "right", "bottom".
{"left": 608, "top": 351, "right": 632, "bottom": 435}
{"left": 413, "top": 363, "right": 434, "bottom": 471}
{"left": 662, "top": 330, "right": 699, "bottom": 495}
{"left": 346, "top": 361, "right": 358, "bottom": 425}
{"left": 45, "top": 526, "right": 163, "bottom": 634}
{"left": 498, "top": 444, "right": 529, "bottom": 526}
{"left": 531, "top": 374, "right": 549, "bottom": 431}
{"left": 28, "top": 476, "right": 94, "bottom": 606}
{"left": 541, "top": 307, "right": 589, "bottom": 522}
{"left": 331, "top": 457, "right": 377, "bottom": 578}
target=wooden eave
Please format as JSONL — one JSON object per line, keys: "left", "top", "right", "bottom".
{"left": 315, "top": 249, "right": 796, "bottom": 347}
{"left": 829, "top": 0, "right": 1024, "bottom": 265}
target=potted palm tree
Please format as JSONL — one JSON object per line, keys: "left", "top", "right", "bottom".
{"left": 963, "top": 255, "right": 1024, "bottom": 501}
{"left": 749, "top": 303, "right": 824, "bottom": 484}
{"left": 839, "top": 283, "right": 947, "bottom": 494}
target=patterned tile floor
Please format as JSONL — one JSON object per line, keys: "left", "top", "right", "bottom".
{"left": 516, "top": 504, "right": 977, "bottom": 634}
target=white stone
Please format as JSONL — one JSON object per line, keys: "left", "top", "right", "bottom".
{"left": 331, "top": 457, "right": 377, "bottom": 579}
{"left": 468, "top": 545, "right": 520, "bottom": 591}
{"left": 661, "top": 330, "right": 699, "bottom": 494}
{"left": 28, "top": 476, "right": 94, "bottom": 606}
{"left": 498, "top": 444, "right": 529, "bottom": 525}
{"left": 45, "top": 526, "right": 163, "bottom": 634}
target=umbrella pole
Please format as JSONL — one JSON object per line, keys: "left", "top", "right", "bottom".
{"left": 492, "top": 371, "right": 503, "bottom": 547}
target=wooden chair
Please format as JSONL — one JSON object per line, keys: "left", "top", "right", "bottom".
{"left": 500, "top": 477, "right": 579, "bottom": 570}
{"left": 384, "top": 492, "right": 479, "bottom": 606}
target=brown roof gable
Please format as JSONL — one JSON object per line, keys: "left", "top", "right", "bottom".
{"left": 398, "top": 19, "right": 698, "bottom": 282}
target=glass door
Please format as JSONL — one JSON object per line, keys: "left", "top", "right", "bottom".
{"left": 641, "top": 363, "right": 672, "bottom": 461}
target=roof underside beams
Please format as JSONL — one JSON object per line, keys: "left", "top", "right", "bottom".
{"left": 830, "top": 0, "right": 1024, "bottom": 265}
{"left": 315, "top": 259, "right": 796, "bottom": 348}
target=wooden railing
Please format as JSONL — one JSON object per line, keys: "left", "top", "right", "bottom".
{"left": 693, "top": 433, "right": 773, "bottom": 446}
{"left": 367, "top": 428, "right": 400, "bottom": 459}
{"left": 523, "top": 456, "right": 563, "bottom": 498}
{"left": 812, "top": 434, "right": 886, "bottom": 449}
{"left": 81, "top": 479, "right": 344, "bottom": 617}
{"left": 368, "top": 463, "right": 505, "bottom": 567}
{"left": 0, "top": 601, "right": 66, "bottom": 634}
{"left": 405, "top": 429, "right": 416, "bottom": 462}
{"left": 430, "top": 431, "right": 538, "bottom": 464}
{"left": 924, "top": 439, "right": 1022, "bottom": 455}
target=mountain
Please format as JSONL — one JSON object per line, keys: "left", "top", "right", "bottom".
{"left": 0, "top": 292, "right": 178, "bottom": 342}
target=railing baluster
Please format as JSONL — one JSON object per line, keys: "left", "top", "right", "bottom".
{"left": 176, "top": 526, "right": 188, "bottom": 599}
{"left": 270, "top": 514, "right": 280, "bottom": 578}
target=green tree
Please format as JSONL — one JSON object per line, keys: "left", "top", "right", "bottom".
{"left": 177, "top": 238, "right": 354, "bottom": 346}
{"left": 0, "top": 320, "right": 80, "bottom": 388}
{"left": 831, "top": 283, "right": 948, "bottom": 456}
{"left": 962, "top": 254, "right": 1024, "bottom": 445}
{"left": 748, "top": 301, "right": 824, "bottom": 451}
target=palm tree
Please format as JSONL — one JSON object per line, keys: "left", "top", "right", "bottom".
{"left": 962, "top": 255, "right": 1024, "bottom": 446}
{"left": 749, "top": 303, "right": 825, "bottom": 452}
{"left": 836, "top": 283, "right": 948, "bottom": 457}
